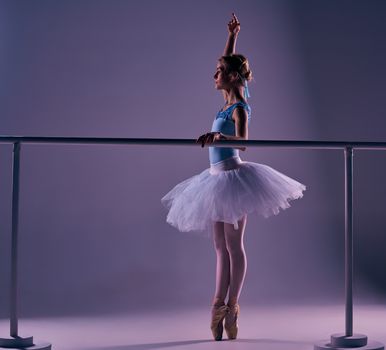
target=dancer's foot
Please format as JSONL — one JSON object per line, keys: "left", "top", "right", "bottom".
{"left": 210, "top": 297, "right": 229, "bottom": 341}
{"left": 224, "top": 299, "right": 239, "bottom": 340}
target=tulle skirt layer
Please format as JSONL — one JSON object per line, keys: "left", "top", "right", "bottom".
{"left": 161, "top": 156, "right": 306, "bottom": 237}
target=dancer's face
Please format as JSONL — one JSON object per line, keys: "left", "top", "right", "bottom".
{"left": 214, "top": 62, "right": 233, "bottom": 90}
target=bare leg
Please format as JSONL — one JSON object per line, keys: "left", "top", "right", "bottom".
{"left": 212, "top": 221, "right": 230, "bottom": 306}
{"left": 224, "top": 215, "right": 247, "bottom": 306}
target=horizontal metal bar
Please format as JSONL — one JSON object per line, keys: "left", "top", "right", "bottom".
{"left": 1, "top": 135, "right": 386, "bottom": 149}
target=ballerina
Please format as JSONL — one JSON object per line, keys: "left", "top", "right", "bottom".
{"left": 161, "top": 13, "right": 306, "bottom": 341}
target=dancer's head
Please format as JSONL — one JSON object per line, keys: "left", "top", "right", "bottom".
{"left": 214, "top": 54, "right": 252, "bottom": 92}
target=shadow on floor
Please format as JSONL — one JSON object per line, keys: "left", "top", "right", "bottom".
{"left": 82, "top": 339, "right": 211, "bottom": 350}
{"left": 83, "top": 338, "right": 313, "bottom": 350}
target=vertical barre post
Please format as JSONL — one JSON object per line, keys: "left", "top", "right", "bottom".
{"left": 344, "top": 147, "right": 353, "bottom": 337}
{"left": 0, "top": 142, "right": 51, "bottom": 350}
{"left": 314, "top": 147, "right": 383, "bottom": 349}
{"left": 10, "top": 141, "right": 21, "bottom": 337}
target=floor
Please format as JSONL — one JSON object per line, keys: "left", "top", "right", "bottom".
{"left": 0, "top": 304, "right": 385, "bottom": 350}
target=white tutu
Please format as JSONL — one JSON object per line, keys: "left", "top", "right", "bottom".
{"left": 161, "top": 156, "right": 306, "bottom": 237}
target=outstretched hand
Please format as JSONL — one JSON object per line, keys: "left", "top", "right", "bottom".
{"left": 228, "top": 13, "right": 240, "bottom": 35}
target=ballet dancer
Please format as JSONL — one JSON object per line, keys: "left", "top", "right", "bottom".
{"left": 161, "top": 13, "right": 306, "bottom": 341}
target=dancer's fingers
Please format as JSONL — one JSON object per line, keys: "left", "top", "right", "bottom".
{"left": 203, "top": 133, "right": 214, "bottom": 147}
{"left": 201, "top": 133, "right": 209, "bottom": 147}
{"left": 199, "top": 132, "right": 221, "bottom": 147}
{"left": 197, "top": 133, "right": 208, "bottom": 143}
{"left": 205, "top": 133, "right": 212, "bottom": 145}
{"left": 208, "top": 132, "right": 219, "bottom": 144}
{"left": 233, "top": 14, "right": 240, "bottom": 27}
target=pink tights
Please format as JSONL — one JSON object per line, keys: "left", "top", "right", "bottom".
{"left": 212, "top": 215, "right": 247, "bottom": 307}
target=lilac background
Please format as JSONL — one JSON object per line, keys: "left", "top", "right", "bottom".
{"left": 1, "top": 0, "right": 386, "bottom": 318}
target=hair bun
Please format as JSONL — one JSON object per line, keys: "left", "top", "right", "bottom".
{"left": 220, "top": 54, "right": 253, "bottom": 83}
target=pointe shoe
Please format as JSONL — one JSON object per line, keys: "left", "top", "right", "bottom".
{"left": 224, "top": 303, "right": 240, "bottom": 339}
{"left": 210, "top": 304, "right": 229, "bottom": 341}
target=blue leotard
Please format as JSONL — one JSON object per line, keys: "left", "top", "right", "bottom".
{"left": 209, "top": 101, "right": 251, "bottom": 164}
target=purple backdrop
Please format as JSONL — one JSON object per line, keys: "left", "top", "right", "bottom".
{"left": 1, "top": 0, "right": 386, "bottom": 318}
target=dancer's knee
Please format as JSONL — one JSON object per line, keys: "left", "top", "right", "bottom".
{"left": 226, "top": 244, "right": 245, "bottom": 257}
{"left": 214, "top": 239, "right": 228, "bottom": 252}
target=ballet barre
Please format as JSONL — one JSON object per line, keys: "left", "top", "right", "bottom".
{"left": 0, "top": 135, "right": 385, "bottom": 350}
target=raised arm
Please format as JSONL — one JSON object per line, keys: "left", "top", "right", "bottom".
{"left": 223, "top": 13, "right": 240, "bottom": 56}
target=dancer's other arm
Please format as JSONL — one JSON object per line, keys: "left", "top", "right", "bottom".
{"left": 223, "top": 13, "right": 240, "bottom": 56}
{"left": 216, "top": 107, "right": 248, "bottom": 151}
{"left": 196, "top": 107, "right": 248, "bottom": 151}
